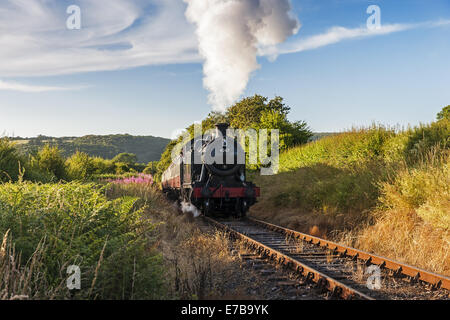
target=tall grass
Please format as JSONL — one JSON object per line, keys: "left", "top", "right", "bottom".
{"left": 0, "top": 181, "right": 165, "bottom": 299}
{"left": 346, "top": 150, "right": 449, "bottom": 275}
{"left": 105, "top": 182, "right": 248, "bottom": 299}
{"left": 250, "top": 119, "right": 449, "bottom": 274}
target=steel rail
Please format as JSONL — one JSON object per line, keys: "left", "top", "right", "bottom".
{"left": 248, "top": 217, "right": 450, "bottom": 291}
{"left": 204, "top": 217, "right": 375, "bottom": 300}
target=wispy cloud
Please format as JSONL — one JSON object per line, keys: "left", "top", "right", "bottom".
{"left": 0, "top": 0, "right": 199, "bottom": 77}
{"left": 268, "top": 19, "right": 450, "bottom": 56}
{"left": 0, "top": 80, "right": 87, "bottom": 93}
{"left": 0, "top": 0, "right": 448, "bottom": 78}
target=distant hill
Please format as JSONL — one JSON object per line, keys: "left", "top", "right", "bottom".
{"left": 11, "top": 134, "right": 170, "bottom": 163}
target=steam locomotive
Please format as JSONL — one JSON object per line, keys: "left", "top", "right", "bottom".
{"left": 161, "top": 123, "right": 260, "bottom": 217}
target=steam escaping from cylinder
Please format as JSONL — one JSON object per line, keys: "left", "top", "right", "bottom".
{"left": 184, "top": 0, "right": 300, "bottom": 112}
{"left": 181, "top": 201, "right": 202, "bottom": 218}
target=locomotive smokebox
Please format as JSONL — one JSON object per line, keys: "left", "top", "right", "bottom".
{"left": 215, "top": 123, "right": 229, "bottom": 138}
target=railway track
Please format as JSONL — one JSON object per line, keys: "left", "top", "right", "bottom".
{"left": 204, "top": 216, "right": 450, "bottom": 300}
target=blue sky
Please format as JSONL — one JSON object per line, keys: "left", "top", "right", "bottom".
{"left": 0, "top": 0, "right": 449, "bottom": 139}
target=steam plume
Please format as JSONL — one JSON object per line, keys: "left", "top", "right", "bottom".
{"left": 184, "top": 0, "right": 300, "bottom": 112}
{"left": 181, "top": 201, "right": 202, "bottom": 218}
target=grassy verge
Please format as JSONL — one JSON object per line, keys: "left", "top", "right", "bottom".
{"left": 0, "top": 181, "right": 165, "bottom": 299}
{"left": 250, "top": 120, "right": 449, "bottom": 275}
{"left": 106, "top": 182, "right": 256, "bottom": 299}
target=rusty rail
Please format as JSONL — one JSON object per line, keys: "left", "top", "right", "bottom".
{"left": 248, "top": 217, "right": 450, "bottom": 291}
{"left": 204, "top": 217, "right": 375, "bottom": 300}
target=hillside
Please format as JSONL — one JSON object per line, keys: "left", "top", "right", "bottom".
{"left": 10, "top": 134, "right": 170, "bottom": 163}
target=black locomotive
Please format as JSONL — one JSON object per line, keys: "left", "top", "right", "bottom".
{"left": 161, "top": 123, "right": 260, "bottom": 217}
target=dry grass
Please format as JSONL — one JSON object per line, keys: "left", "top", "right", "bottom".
{"left": 107, "top": 182, "right": 256, "bottom": 300}
{"left": 0, "top": 231, "right": 67, "bottom": 300}
{"left": 162, "top": 230, "right": 241, "bottom": 299}
{"left": 342, "top": 152, "right": 450, "bottom": 275}
{"left": 248, "top": 123, "right": 449, "bottom": 276}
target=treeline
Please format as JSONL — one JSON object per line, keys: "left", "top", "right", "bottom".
{"left": 0, "top": 142, "right": 159, "bottom": 183}
{"left": 11, "top": 134, "right": 170, "bottom": 163}
{"left": 156, "top": 95, "right": 313, "bottom": 179}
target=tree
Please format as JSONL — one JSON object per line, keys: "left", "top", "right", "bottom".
{"left": 437, "top": 105, "right": 450, "bottom": 121}
{"left": 226, "top": 95, "right": 312, "bottom": 149}
{"left": 143, "top": 161, "right": 159, "bottom": 175}
{"left": 112, "top": 153, "right": 137, "bottom": 165}
{"left": 155, "top": 95, "right": 312, "bottom": 179}
{"left": 0, "top": 138, "right": 22, "bottom": 182}
{"left": 66, "top": 152, "right": 95, "bottom": 180}
{"left": 31, "top": 145, "right": 66, "bottom": 180}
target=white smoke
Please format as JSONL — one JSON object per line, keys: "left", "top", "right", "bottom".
{"left": 181, "top": 201, "right": 202, "bottom": 218}
{"left": 184, "top": 0, "right": 300, "bottom": 112}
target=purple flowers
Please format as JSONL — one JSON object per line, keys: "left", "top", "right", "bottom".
{"left": 107, "top": 174, "right": 153, "bottom": 185}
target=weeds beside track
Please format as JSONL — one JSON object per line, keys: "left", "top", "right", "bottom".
{"left": 205, "top": 217, "right": 450, "bottom": 300}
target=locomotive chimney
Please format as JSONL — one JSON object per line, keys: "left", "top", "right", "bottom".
{"left": 215, "top": 123, "right": 229, "bottom": 138}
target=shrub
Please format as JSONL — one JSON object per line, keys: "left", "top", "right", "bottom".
{"left": 112, "top": 153, "right": 138, "bottom": 165}
{"left": 114, "top": 162, "right": 130, "bottom": 174}
{"left": 143, "top": 161, "right": 158, "bottom": 175}
{"left": 404, "top": 119, "right": 449, "bottom": 162}
{"left": 0, "top": 139, "right": 23, "bottom": 182}
{"left": 91, "top": 157, "right": 116, "bottom": 175}
{"left": 66, "top": 152, "right": 95, "bottom": 180}
{"left": 437, "top": 105, "right": 450, "bottom": 121}
{"left": 29, "top": 145, "right": 66, "bottom": 181}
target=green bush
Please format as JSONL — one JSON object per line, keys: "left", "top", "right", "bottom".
{"left": 437, "top": 105, "right": 450, "bottom": 121}
{"left": 112, "top": 153, "right": 138, "bottom": 165}
{"left": 143, "top": 161, "right": 158, "bottom": 175}
{"left": 404, "top": 119, "right": 449, "bottom": 162}
{"left": 91, "top": 157, "right": 116, "bottom": 175}
{"left": 66, "top": 152, "right": 95, "bottom": 180}
{"left": 0, "top": 181, "right": 165, "bottom": 299}
{"left": 0, "top": 138, "right": 23, "bottom": 182}
{"left": 279, "top": 126, "right": 396, "bottom": 172}
{"left": 29, "top": 145, "right": 66, "bottom": 181}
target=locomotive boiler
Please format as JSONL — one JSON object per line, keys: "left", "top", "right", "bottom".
{"left": 161, "top": 123, "right": 260, "bottom": 217}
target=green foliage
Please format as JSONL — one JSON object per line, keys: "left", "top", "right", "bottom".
{"left": 112, "top": 153, "right": 138, "bottom": 165}
{"left": 143, "top": 161, "right": 159, "bottom": 175}
{"left": 12, "top": 134, "right": 170, "bottom": 163}
{"left": 66, "top": 151, "right": 95, "bottom": 180}
{"left": 405, "top": 119, "right": 449, "bottom": 161}
{"left": 91, "top": 157, "right": 116, "bottom": 175}
{"left": 1, "top": 140, "right": 147, "bottom": 183}
{"left": 29, "top": 145, "right": 66, "bottom": 181}
{"left": 0, "top": 138, "right": 23, "bottom": 182}
{"left": 279, "top": 126, "right": 397, "bottom": 172}
{"left": 0, "top": 181, "right": 165, "bottom": 299}
{"left": 156, "top": 95, "right": 312, "bottom": 179}
{"left": 227, "top": 95, "right": 312, "bottom": 149}
{"left": 114, "top": 162, "right": 131, "bottom": 175}
{"left": 252, "top": 113, "right": 450, "bottom": 236}
{"left": 437, "top": 105, "right": 450, "bottom": 121}
{"left": 279, "top": 121, "right": 449, "bottom": 173}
